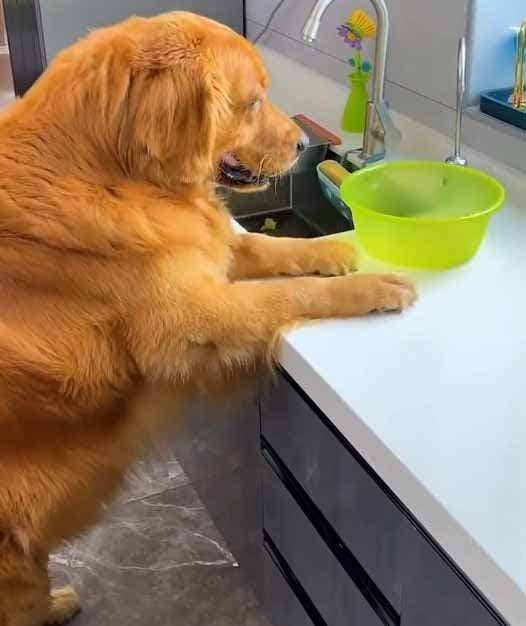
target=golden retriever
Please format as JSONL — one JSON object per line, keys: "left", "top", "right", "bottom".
{"left": 0, "top": 12, "right": 416, "bottom": 625}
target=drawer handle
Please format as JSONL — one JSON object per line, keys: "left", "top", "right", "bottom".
{"left": 262, "top": 437, "right": 400, "bottom": 626}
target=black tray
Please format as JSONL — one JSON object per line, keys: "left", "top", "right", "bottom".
{"left": 480, "top": 88, "right": 526, "bottom": 131}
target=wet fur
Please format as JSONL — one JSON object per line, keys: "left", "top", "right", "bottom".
{"left": 0, "top": 12, "right": 415, "bottom": 626}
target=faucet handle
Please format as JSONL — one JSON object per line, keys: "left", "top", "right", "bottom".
{"left": 376, "top": 100, "right": 402, "bottom": 156}
{"left": 344, "top": 99, "right": 401, "bottom": 170}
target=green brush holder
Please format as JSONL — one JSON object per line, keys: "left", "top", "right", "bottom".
{"left": 342, "top": 73, "right": 369, "bottom": 133}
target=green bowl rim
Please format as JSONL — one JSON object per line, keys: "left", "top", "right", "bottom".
{"left": 340, "top": 160, "right": 507, "bottom": 224}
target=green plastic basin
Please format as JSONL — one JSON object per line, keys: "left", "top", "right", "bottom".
{"left": 340, "top": 161, "right": 506, "bottom": 269}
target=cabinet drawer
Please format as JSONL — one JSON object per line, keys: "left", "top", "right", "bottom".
{"left": 263, "top": 460, "right": 387, "bottom": 626}
{"left": 263, "top": 547, "right": 315, "bottom": 626}
{"left": 261, "top": 372, "right": 407, "bottom": 613}
{"left": 401, "top": 523, "right": 505, "bottom": 626}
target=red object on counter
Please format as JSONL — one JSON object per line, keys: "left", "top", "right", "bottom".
{"left": 292, "top": 114, "right": 342, "bottom": 146}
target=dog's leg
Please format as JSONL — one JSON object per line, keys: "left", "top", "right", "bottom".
{"left": 132, "top": 272, "right": 416, "bottom": 379}
{"left": 0, "top": 541, "right": 50, "bottom": 626}
{"left": 229, "top": 233, "right": 358, "bottom": 280}
{"left": 46, "top": 588, "right": 80, "bottom": 625}
{"left": 0, "top": 541, "right": 79, "bottom": 626}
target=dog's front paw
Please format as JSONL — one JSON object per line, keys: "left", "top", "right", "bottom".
{"left": 303, "top": 238, "right": 359, "bottom": 276}
{"left": 352, "top": 273, "right": 417, "bottom": 314}
{"left": 332, "top": 273, "right": 417, "bottom": 316}
{"left": 367, "top": 273, "right": 417, "bottom": 312}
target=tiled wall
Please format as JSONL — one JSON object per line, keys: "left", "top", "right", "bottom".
{"left": 246, "top": 0, "right": 471, "bottom": 135}
{"left": 39, "top": 0, "right": 244, "bottom": 61}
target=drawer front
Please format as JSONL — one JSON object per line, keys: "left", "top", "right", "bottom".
{"left": 263, "top": 460, "right": 386, "bottom": 626}
{"left": 263, "top": 548, "right": 315, "bottom": 626}
{"left": 261, "top": 372, "right": 407, "bottom": 612}
{"left": 401, "top": 523, "right": 505, "bottom": 626}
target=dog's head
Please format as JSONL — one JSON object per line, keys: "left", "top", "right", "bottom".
{"left": 40, "top": 12, "right": 305, "bottom": 191}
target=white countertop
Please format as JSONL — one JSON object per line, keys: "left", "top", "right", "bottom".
{"left": 259, "top": 47, "right": 526, "bottom": 625}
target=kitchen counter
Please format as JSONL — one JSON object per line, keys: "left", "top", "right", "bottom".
{"left": 258, "top": 47, "right": 526, "bottom": 625}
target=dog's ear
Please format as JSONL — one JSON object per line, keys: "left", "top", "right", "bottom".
{"left": 132, "top": 19, "right": 204, "bottom": 71}
{"left": 125, "top": 20, "right": 229, "bottom": 185}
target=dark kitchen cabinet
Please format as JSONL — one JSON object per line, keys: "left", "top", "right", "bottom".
{"left": 400, "top": 522, "right": 503, "bottom": 626}
{"left": 176, "top": 369, "right": 508, "bottom": 626}
{"left": 263, "top": 548, "right": 315, "bottom": 626}
{"left": 259, "top": 371, "right": 507, "bottom": 626}
{"left": 262, "top": 460, "right": 385, "bottom": 626}
{"left": 261, "top": 372, "right": 406, "bottom": 615}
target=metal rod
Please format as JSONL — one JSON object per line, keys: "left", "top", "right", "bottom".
{"left": 455, "top": 37, "right": 466, "bottom": 158}
{"left": 446, "top": 37, "right": 467, "bottom": 166}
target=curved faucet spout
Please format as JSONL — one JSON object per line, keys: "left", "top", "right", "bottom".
{"left": 302, "top": 0, "right": 388, "bottom": 104}
{"left": 301, "top": 0, "right": 334, "bottom": 44}
{"left": 301, "top": 0, "right": 394, "bottom": 164}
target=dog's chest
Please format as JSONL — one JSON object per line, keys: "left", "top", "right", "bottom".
{"left": 195, "top": 199, "right": 237, "bottom": 276}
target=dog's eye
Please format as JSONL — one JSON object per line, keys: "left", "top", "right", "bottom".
{"left": 248, "top": 98, "right": 261, "bottom": 112}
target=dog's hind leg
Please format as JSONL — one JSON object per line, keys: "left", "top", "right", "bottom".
{"left": 0, "top": 539, "right": 79, "bottom": 626}
{"left": 46, "top": 588, "right": 80, "bottom": 626}
{"left": 0, "top": 538, "right": 50, "bottom": 626}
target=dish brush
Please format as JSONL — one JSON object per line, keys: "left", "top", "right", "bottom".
{"left": 511, "top": 22, "right": 526, "bottom": 109}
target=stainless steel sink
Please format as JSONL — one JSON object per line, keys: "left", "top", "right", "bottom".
{"left": 237, "top": 209, "right": 321, "bottom": 238}
{"left": 221, "top": 152, "right": 352, "bottom": 238}
{"left": 220, "top": 115, "right": 353, "bottom": 238}
{"left": 220, "top": 174, "right": 291, "bottom": 219}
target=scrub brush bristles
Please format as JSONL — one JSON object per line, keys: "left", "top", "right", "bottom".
{"left": 346, "top": 9, "right": 376, "bottom": 40}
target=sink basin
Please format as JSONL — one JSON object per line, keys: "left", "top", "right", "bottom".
{"left": 225, "top": 157, "right": 351, "bottom": 238}
{"left": 341, "top": 161, "right": 506, "bottom": 269}
{"left": 237, "top": 210, "right": 322, "bottom": 238}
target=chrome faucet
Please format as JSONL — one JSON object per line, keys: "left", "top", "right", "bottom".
{"left": 302, "top": 0, "right": 398, "bottom": 167}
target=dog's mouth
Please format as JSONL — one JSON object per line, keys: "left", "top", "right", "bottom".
{"left": 217, "top": 153, "right": 270, "bottom": 192}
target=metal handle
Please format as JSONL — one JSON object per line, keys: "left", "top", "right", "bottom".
{"left": 457, "top": 37, "right": 466, "bottom": 97}
{"left": 455, "top": 37, "right": 466, "bottom": 148}
{"left": 446, "top": 37, "right": 467, "bottom": 166}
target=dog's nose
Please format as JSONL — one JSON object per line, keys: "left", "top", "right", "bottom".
{"left": 297, "top": 133, "right": 309, "bottom": 154}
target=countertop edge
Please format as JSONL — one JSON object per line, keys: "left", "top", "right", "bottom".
{"left": 278, "top": 337, "right": 526, "bottom": 626}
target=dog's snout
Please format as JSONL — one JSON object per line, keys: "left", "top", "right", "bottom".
{"left": 297, "top": 133, "right": 309, "bottom": 154}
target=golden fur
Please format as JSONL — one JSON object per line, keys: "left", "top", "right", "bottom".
{"left": 0, "top": 12, "right": 415, "bottom": 625}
